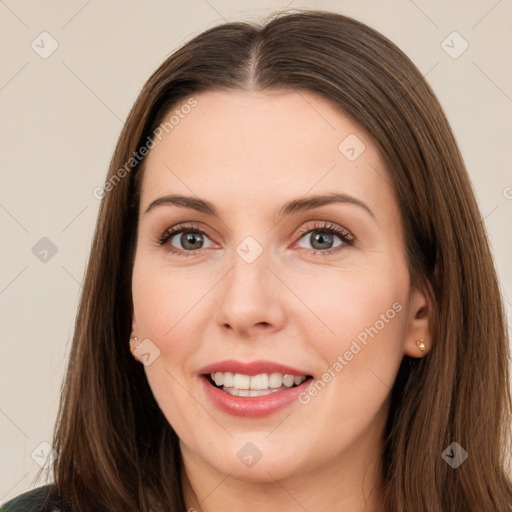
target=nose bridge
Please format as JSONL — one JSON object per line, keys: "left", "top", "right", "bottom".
{"left": 215, "top": 239, "right": 285, "bottom": 334}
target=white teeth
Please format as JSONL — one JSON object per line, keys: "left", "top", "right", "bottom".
{"left": 250, "top": 374, "right": 269, "bottom": 390}
{"left": 223, "top": 386, "right": 285, "bottom": 397}
{"left": 269, "top": 372, "right": 283, "bottom": 388}
{"left": 249, "top": 388, "right": 278, "bottom": 397}
{"left": 209, "top": 372, "right": 307, "bottom": 394}
{"left": 282, "top": 374, "right": 295, "bottom": 387}
{"left": 223, "top": 372, "right": 234, "bottom": 387}
{"left": 233, "top": 373, "right": 251, "bottom": 390}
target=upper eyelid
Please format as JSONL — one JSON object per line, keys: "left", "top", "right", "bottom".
{"left": 297, "top": 222, "right": 351, "bottom": 237}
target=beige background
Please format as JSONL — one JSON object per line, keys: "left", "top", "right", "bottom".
{"left": 1, "top": 0, "right": 511, "bottom": 502}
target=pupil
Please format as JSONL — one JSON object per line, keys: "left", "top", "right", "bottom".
{"left": 311, "top": 232, "right": 332, "bottom": 250}
{"left": 182, "top": 232, "right": 203, "bottom": 250}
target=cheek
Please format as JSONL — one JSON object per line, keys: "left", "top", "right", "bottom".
{"left": 290, "top": 272, "right": 408, "bottom": 435}
{"left": 290, "top": 265, "right": 409, "bottom": 348}
{"left": 131, "top": 260, "right": 209, "bottom": 369}
{"left": 131, "top": 254, "right": 228, "bottom": 426}
{"left": 289, "top": 265, "right": 410, "bottom": 415}
{"left": 131, "top": 261, "right": 211, "bottom": 436}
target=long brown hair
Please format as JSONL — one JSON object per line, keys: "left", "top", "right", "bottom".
{"left": 33, "top": 9, "right": 512, "bottom": 511}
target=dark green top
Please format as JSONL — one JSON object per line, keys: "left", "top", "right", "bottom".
{"left": 0, "top": 485, "right": 58, "bottom": 512}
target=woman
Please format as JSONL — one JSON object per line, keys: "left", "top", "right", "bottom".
{"left": 2, "top": 9, "right": 511, "bottom": 512}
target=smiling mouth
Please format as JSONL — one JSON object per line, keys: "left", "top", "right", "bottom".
{"left": 205, "top": 372, "right": 313, "bottom": 397}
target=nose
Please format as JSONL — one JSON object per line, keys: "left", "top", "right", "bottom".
{"left": 215, "top": 251, "right": 286, "bottom": 339}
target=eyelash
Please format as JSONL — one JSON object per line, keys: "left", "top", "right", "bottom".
{"left": 158, "top": 221, "right": 354, "bottom": 257}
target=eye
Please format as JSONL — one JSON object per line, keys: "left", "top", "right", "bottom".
{"left": 158, "top": 221, "right": 354, "bottom": 257}
{"left": 295, "top": 222, "right": 354, "bottom": 255}
{"left": 158, "top": 223, "right": 215, "bottom": 256}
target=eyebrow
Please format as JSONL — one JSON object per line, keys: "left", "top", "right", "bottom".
{"left": 144, "top": 192, "right": 374, "bottom": 219}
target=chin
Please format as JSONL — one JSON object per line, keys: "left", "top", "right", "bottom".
{"left": 193, "top": 435, "right": 310, "bottom": 483}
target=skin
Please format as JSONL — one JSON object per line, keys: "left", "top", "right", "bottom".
{"left": 131, "top": 89, "right": 432, "bottom": 512}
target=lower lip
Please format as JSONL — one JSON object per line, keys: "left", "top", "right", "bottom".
{"left": 200, "top": 375, "right": 312, "bottom": 417}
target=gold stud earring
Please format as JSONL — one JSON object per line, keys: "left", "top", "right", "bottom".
{"left": 416, "top": 339, "right": 426, "bottom": 352}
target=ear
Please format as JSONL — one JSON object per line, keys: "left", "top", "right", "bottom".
{"left": 403, "top": 282, "right": 433, "bottom": 358}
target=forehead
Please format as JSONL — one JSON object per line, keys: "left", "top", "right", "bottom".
{"left": 140, "top": 89, "right": 394, "bottom": 215}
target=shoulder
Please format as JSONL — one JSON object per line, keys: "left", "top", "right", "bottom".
{"left": 0, "top": 485, "right": 61, "bottom": 512}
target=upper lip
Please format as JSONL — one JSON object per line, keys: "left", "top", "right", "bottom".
{"left": 199, "top": 359, "right": 312, "bottom": 377}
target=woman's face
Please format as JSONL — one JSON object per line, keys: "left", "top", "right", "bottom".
{"left": 131, "top": 89, "right": 430, "bottom": 486}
